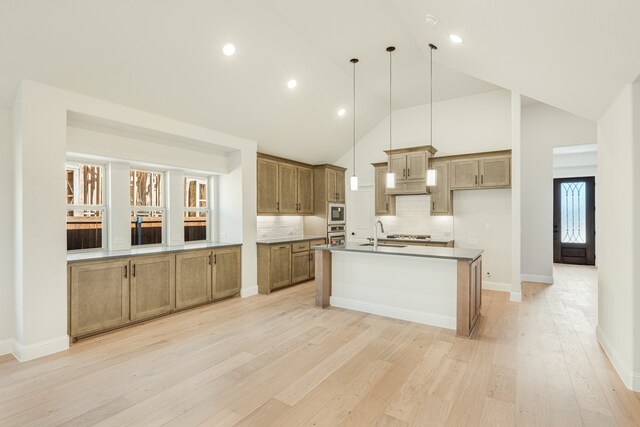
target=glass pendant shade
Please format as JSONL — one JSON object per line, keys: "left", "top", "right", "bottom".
{"left": 426, "top": 169, "right": 437, "bottom": 187}
{"left": 386, "top": 172, "right": 396, "bottom": 189}
{"left": 350, "top": 175, "right": 359, "bottom": 191}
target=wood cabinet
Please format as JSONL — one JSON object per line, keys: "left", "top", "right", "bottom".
{"left": 69, "top": 245, "right": 241, "bottom": 340}
{"left": 269, "top": 244, "right": 292, "bottom": 290}
{"left": 257, "top": 154, "right": 314, "bottom": 215}
{"left": 212, "top": 247, "right": 241, "bottom": 300}
{"left": 325, "top": 168, "right": 345, "bottom": 203}
{"left": 130, "top": 255, "right": 175, "bottom": 321}
{"left": 384, "top": 146, "right": 436, "bottom": 195}
{"left": 175, "top": 250, "right": 211, "bottom": 309}
{"left": 258, "top": 238, "right": 326, "bottom": 294}
{"left": 429, "top": 160, "right": 452, "bottom": 215}
{"left": 450, "top": 155, "right": 510, "bottom": 190}
{"left": 456, "top": 257, "right": 482, "bottom": 338}
{"left": 373, "top": 162, "right": 396, "bottom": 216}
{"left": 69, "top": 260, "right": 130, "bottom": 338}
{"left": 257, "top": 158, "right": 279, "bottom": 214}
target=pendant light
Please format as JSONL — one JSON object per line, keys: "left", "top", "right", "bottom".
{"left": 386, "top": 46, "right": 396, "bottom": 189}
{"left": 350, "top": 58, "right": 359, "bottom": 191}
{"left": 426, "top": 43, "right": 438, "bottom": 187}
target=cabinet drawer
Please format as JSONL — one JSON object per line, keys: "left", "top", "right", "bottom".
{"left": 291, "top": 241, "right": 310, "bottom": 252}
{"left": 308, "top": 239, "right": 326, "bottom": 248}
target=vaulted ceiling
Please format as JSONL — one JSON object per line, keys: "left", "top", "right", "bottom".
{"left": 1, "top": 0, "right": 639, "bottom": 164}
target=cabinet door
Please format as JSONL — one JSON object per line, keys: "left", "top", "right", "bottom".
{"left": 450, "top": 160, "right": 479, "bottom": 190}
{"left": 257, "top": 159, "right": 279, "bottom": 214}
{"left": 176, "top": 250, "right": 211, "bottom": 310}
{"left": 278, "top": 163, "right": 298, "bottom": 213}
{"left": 270, "top": 244, "right": 292, "bottom": 289}
{"left": 326, "top": 169, "right": 337, "bottom": 202}
{"left": 130, "top": 255, "right": 175, "bottom": 321}
{"left": 212, "top": 247, "right": 242, "bottom": 300}
{"left": 479, "top": 157, "right": 511, "bottom": 188}
{"left": 335, "top": 170, "right": 345, "bottom": 203}
{"left": 389, "top": 154, "right": 407, "bottom": 181}
{"left": 297, "top": 167, "right": 314, "bottom": 214}
{"left": 430, "top": 161, "right": 452, "bottom": 215}
{"left": 374, "top": 166, "right": 396, "bottom": 215}
{"left": 291, "top": 251, "right": 310, "bottom": 283}
{"left": 406, "top": 152, "right": 427, "bottom": 181}
{"left": 70, "top": 260, "right": 130, "bottom": 338}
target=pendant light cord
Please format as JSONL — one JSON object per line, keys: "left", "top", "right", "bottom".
{"left": 352, "top": 59, "right": 357, "bottom": 175}
{"left": 389, "top": 49, "right": 393, "bottom": 152}
{"left": 430, "top": 45, "right": 433, "bottom": 145}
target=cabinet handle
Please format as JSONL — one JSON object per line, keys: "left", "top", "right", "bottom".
{"left": 132, "top": 264, "right": 136, "bottom": 278}
{"left": 475, "top": 175, "right": 478, "bottom": 185}
{"left": 432, "top": 201, "right": 435, "bottom": 210}
{"left": 385, "top": 202, "right": 388, "bottom": 210}
{"left": 209, "top": 254, "right": 212, "bottom": 265}
{"left": 276, "top": 201, "right": 279, "bottom": 211}
{"left": 407, "top": 168, "right": 410, "bottom": 177}
{"left": 279, "top": 245, "right": 287, "bottom": 249}
{"left": 213, "top": 254, "right": 217, "bottom": 265}
{"left": 124, "top": 265, "right": 128, "bottom": 279}
{"left": 481, "top": 175, "right": 484, "bottom": 184}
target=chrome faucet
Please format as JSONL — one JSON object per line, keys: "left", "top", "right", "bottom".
{"left": 374, "top": 220, "right": 385, "bottom": 250}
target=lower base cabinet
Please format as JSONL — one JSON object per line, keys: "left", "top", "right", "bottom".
{"left": 69, "top": 245, "right": 242, "bottom": 340}
{"left": 258, "top": 238, "right": 326, "bottom": 294}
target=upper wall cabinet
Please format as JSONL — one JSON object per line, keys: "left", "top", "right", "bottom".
{"left": 429, "top": 160, "right": 452, "bottom": 216}
{"left": 313, "top": 165, "right": 346, "bottom": 212}
{"left": 373, "top": 162, "right": 396, "bottom": 216}
{"left": 450, "top": 153, "right": 511, "bottom": 190}
{"left": 257, "top": 154, "right": 314, "bottom": 215}
{"left": 384, "top": 146, "right": 437, "bottom": 195}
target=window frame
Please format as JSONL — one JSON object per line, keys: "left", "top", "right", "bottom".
{"left": 183, "top": 175, "right": 213, "bottom": 242}
{"left": 130, "top": 167, "right": 167, "bottom": 247}
{"left": 65, "top": 160, "right": 108, "bottom": 252}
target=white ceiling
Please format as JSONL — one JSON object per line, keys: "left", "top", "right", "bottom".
{"left": 1, "top": 1, "right": 639, "bottom": 164}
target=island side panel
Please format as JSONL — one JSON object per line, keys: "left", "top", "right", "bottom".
{"left": 456, "top": 256, "right": 482, "bottom": 337}
{"left": 315, "top": 249, "right": 332, "bottom": 308}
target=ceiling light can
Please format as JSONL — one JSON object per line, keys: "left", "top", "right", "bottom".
{"left": 222, "top": 43, "right": 236, "bottom": 56}
{"left": 449, "top": 34, "right": 463, "bottom": 44}
{"left": 287, "top": 79, "right": 298, "bottom": 89}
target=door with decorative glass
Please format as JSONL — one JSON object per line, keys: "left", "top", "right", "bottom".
{"left": 553, "top": 177, "right": 595, "bottom": 265}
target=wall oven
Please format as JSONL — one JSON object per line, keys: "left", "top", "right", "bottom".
{"left": 328, "top": 224, "right": 346, "bottom": 246}
{"left": 327, "top": 203, "right": 346, "bottom": 225}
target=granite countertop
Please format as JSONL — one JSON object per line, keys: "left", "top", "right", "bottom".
{"left": 256, "top": 236, "right": 326, "bottom": 245}
{"left": 376, "top": 237, "right": 454, "bottom": 244}
{"left": 67, "top": 242, "right": 242, "bottom": 263}
{"left": 313, "top": 243, "right": 482, "bottom": 261}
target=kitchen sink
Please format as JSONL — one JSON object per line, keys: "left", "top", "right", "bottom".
{"left": 359, "top": 243, "right": 407, "bottom": 248}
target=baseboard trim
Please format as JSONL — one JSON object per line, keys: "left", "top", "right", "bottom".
{"left": 521, "top": 274, "right": 554, "bottom": 284}
{"left": 13, "top": 336, "right": 69, "bottom": 362}
{"left": 240, "top": 285, "right": 259, "bottom": 298}
{"left": 0, "top": 338, "right": 15, "bottom": 356}
{"left": 509, "top": 292, "right": 522, "bottom": 302}
{"left": 483, "top": 281, "right": 511, "bottom": 293}
{"left": 330, "top": 296, "right": 456, "bottom": 331}
{"left": 596, "top": 326, "right": 640, "bottom": 391}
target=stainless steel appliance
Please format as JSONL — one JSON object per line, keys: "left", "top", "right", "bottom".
{"left": 327, "top": 203, "right": 346, "bottom": 225}
{"left": 328, "top": 224, "right": 346, "bottom": 246}
{"left": 385, "top": 234, "right": 432, "bottom": 240}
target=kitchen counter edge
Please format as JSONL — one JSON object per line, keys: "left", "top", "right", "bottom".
{"left": 256, "top": 236, "right": 326, "bottom": 245}
{"left": 313, "top": 243, "right": 482, "bottom": 262}
{"left": 67, "top": 242, "right": 242, "bottom": 263}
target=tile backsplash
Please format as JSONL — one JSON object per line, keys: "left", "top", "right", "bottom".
{"left": 377, "top": 195, "right": 454, "bottom": 239}
{"left": 257, "top": 216, "right": 304, "bottom": 239}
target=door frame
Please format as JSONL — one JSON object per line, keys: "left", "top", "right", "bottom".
{"left": 553, "top": 176, "right": 596, "bottom": 265}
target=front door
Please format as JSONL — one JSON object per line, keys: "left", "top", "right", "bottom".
{"left": 553, "top": 177, "right": 595, "bottom": 265}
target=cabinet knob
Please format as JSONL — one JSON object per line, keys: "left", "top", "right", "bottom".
{"left": 132, "top": 264, "right": 136, "bottom": 278}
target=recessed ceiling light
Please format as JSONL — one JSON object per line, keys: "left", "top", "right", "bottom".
{"left": 337, "top": 108, "right": 346, "bottom": 117}
{"left": 449, "top": 34, "right": 463, "bottom": 44}
{"left": 287, "top": 79, "right": 298, "bottom": 89}
{"left": 425, "top": 15, "right": 438, "bottom": 25}
{"left": 222, "top": 43, "right": 236, "bottom": 56}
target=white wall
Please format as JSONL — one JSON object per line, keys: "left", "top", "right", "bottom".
{"left": 596, "top": 83, "right": 638, "bottom": 390}
{"left": 553, "top": 150, "right": 597, "bottom": 178}
{"left": 521, "top": 103, "right": 597, "bottom": 283}
{"left": 0, "top": 108, "right": 14, "bottom": 354}
{"left": 335, "top": 89, "right": 514, "bottom": 288}
{"left": 10, "top": 80, "right": 257, "bottom": 361}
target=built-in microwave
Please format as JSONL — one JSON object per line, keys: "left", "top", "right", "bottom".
{"left": 327, "top": 203, "right": 346, "bottom": 225}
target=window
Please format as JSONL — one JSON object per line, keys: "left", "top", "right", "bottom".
{"left": 66, "top": 162, "right": 105, "bottom": 250}
{"left": 130, "top": 169, "right": 165, "bottom": 246}
{"left": 184, "top": 176, "right": 210, "bottom": 242}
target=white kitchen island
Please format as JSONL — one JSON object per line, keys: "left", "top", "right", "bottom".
{"left": 313, "top": 243, "right": 483, "bottom": 337}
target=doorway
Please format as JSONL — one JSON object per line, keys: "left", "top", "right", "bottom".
{"left": 553, "top": 177, "right": 595, "bottom": 265}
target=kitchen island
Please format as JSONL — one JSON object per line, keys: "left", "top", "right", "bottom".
{"left": 313, "top": 243, "right": 483, "bottom": 337}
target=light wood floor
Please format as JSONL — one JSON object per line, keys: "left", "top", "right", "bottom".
{"left": 1, "top": 264, "right": 639, "bottom": 426}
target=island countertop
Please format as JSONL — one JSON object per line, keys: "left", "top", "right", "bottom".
{"left": 67, "top": 242, "right": 242, "bottom": 263}
{"left": 256, "top": 236, "right": 326, "bottom": 245}
{"left": 313, "top": 243, "right": 482, "bottom": 261}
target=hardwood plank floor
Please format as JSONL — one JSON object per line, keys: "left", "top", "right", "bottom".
{"left": 1, "top": 264, "right": 639, "bottom": 426}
